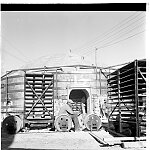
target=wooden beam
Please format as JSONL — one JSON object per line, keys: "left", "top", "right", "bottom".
{"left": 89, "top": 132, "right": 109, "bottom": 145}
{"left": 121, "top": 141, "right": 146, "bottom": 148}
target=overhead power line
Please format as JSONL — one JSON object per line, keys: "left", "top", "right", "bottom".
{"left": 1, "top": 35, "right": 31, "bottom": 62}
{"left": 80, "top": 21, "right": 145, "bottom": 56}
{"left": 97, "top": 30, "right": 145, "bottom": 50}
{"left": 2, "top": 49, "right": 28, "bottom": 63}
{"left": 78, "top": 13, "right": 145, "bottom": 55}
{"left": 96, "top": 22, "right": 145, "bottom": 49}
{"left": 82, "top": 30, "right": 145, "bottom": 57}
{"left": 83, "top": 15, "right": 145, "bottom": 50}
{"left": 73, "top": 11, "right": 144, "bottom": 54}
{"left": 81, "top": 21, "right": 145, "bottom": 56}
{"left": 0, "top": 25, "right": 31, "bottom": 62}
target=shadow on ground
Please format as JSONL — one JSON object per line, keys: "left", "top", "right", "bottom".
{"left": 1, "top": 129, "right": 15, "bottom": 150}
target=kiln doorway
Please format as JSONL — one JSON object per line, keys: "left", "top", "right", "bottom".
{"left": 69, "top": 89, "right": 89, "bottom": 113}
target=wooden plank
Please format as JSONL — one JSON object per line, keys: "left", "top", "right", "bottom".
{"left": 25, "top": 89, "right": 53, "bottom": 92}
{"left": 120, "top": 67, "right": 134, "bottom": 76}
{"left": 108, "top": 94, "right": 135, "bottom": 100}
{"left": 25, "top": 99, "right": 53, "bottom": 103}
{"left": 25, "top": 82, "right": 52, "bottom": 85}
{"left": 25, "top": 108, "right": 53, "bottom": 112}
{"left": 120, "top": 73, "right": 134, "bottom": 80}
{"left": 27, "top": 113, "right": 52, "bottom": 117}
{"left": 25, "top": 96, "right": 53, "bottom": 99}
{"left": 25, "top": 91, "right": 53, "bottom": 94}
{"left": 105, "top": 136, "right": 146, "bottom": 141}
{"left": 89, "top": 132, "right": 109, "bottom": 145}
{"left": 25, "top": 101, "right": 53, "bottom": 104}
{"left": 107, "top": 129, "right": 126, "bottom": 137}
{"left": 120, "top": 84, "right": 134, "bottom": 90}
{"left": 2, "top": 82, "right": 24, "bottom": 86}
{"left": 25, "top": 93, "right": 53, "bottom": 97}
{"left": 56, "top": 78, "right": 107, "bottom": 82}
{"left": 108, "top": 80, "right": 117, "bottom": 84}
{"left": 1, "top": 75, "right": 24, "bottom": 81}
{"left": 1, "top": 111, "right": 24, "bottom": 114}
{"left": 108, "top": 89, "right": 118, "bottom": 92}
{"left": 108, "top": 101, "right": 134, "bottom": 104}
{"left": 25, "top": 86, "right": 53, "bottom": 89}
{"left": 120, "top": 78, "right": 134, "bottom": 85}
{"left": 108, "top": 93, "right": 118, "bottom": 96}
{"left": 108, "top": 84, "right": 118, "bottom": 88}
{"left": 26, "top": 78, "right": 53, "bottom": 81}
{"left": 90, "top": 130, "right": 121, "bottom": 146}
{"left": 1, "top": 97, "right": 24, "bottom": 101}
{"left": 1, "top": 89, "right": 24, "bottom": 94}
{"left": 107, "top": 75, "right": 117, "bottom": 81}
{"left": 122, "top": 141, "right": 146, "bottom": 148}
{"left": 25, "top": 105, "right": 53, "bottom": 108}
{"left": 26, "top": 74, "right": 53, "bottom": 77}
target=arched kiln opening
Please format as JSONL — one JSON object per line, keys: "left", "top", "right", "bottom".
{"left": 69, "top": 89, "right": 89, "bottom": 113}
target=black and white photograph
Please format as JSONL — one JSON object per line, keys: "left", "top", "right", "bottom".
{"left": 1, "top": 3, "right": 148, "bottom": 150}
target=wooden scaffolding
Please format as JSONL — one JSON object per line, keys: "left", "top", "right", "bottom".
{"left": 107, "top": 59, "right": 146, "bottom": 137}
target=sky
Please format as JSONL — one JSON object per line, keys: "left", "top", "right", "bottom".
{"left": 1, "top": 11, "right": 146, "bottom": 75}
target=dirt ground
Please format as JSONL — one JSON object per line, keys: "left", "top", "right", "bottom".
{"left": 1, "top": 129, "right": 146, "bottom": 150}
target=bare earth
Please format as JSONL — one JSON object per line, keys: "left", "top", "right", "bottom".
{"left": 1, "top": 130, "right": 146, "bottom": 150}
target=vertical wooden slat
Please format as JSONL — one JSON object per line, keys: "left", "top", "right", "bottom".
{"left": 23, "top": 71, "right": 26, "bottom": 127}
{"left": 56, "top": 69, "right": 58, "bottom": 98}
{"left": 135, "top": 60, "right": 140, "bottom": 137}
{"left": 6, "top": 74, "right": 8, "bottom": 115}
{"left": 52, "top": 74, "right": 55, "bottom": 127}
{"left": 42, "top": 74, "right": 45, "bottom": 115}
{"left": 117, "top": 70, "right": 122, "bottom": 133}
{"left": 99, "top": 69, "right": 102, "bottom": 95}
{"left": 107, "top": 69, "right": 110, "bottom": 129}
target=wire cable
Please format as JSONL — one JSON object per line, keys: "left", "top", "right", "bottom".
{"left": 97, "top": 30, "right": 145, "bottom": 50}
{"left": 97, "top": 23, "right": 144, "bottom": 48}
{"left": 80, "top": 15, "right": 145, "bottom": 52}
{"left": 83, "top": 21, "right": 145, "bottom": 55}
{"left": 2, "top": 49, "right": 28, "bottom": 63}
{"left": 78, "top": 14, "right": 145, "bottom": 55}
{"left": 73, "top": 12, "right": 144, "bottom": 54}
{"left": 1, "top": 35, "right": 31, "bottom": 62}
{"left": 82, "top": 30, "right": 145, "bottom": 58}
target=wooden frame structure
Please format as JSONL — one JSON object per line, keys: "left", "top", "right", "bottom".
{"left": 24, "top": 73, "right": 54, "bottom": 127}
{"left": 1, "top": 64, "right": 108, "bottom": 131}
{"left": 107, "top": 59, "right": 146, "bottom": 137}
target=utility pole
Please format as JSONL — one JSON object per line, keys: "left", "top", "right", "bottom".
{"left": 95, "top": 47, "right": 98, "bottom": 91}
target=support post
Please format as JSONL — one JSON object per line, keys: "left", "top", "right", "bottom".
{"left": 56, "top": 69, "right": 58, "bottom": 99}
{"left": 117, "top": 70, "right": 122, "bottom": 133}
{"left": 52, "top": 74, "right": 55, "bottom": 126}
{"left": 6, "top": 74, "right": 8, "bottom": 115}
{"left": 95, "top": 48, "right": 98, "bottom": 93}
{"left": 135, "top": 60, "right": 140, "bottom": 137}
{"left": 99, "top": 69, "right": 102, "bottom": 95}
{"left": 23, "top": 71, "right": 26, "bottom": 128}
